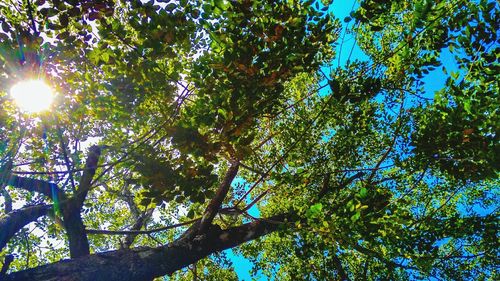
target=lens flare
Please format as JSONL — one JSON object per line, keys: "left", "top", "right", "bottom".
{"left": 51, "top": 184, "right": 61, "bottom": 218}
{"left": 10, "top": 80, "right": 55, "bottom": 113}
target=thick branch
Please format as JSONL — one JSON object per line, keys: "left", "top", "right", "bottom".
{"left": 57, "top": 124, "right": 77, "bottom": 191}
{"left": 0, "top": 254, "right": 14, "bottom": 277}
{"left": 6, "top": 175, "right": 67, "bottom": 201}
{"left": 1, "top": 146, "right": 101, "bottom": 259}
{"left": 198, "top": 162, "right": 239, "bottom": 233}
{"left": 317, "top": 173, "right": 331, "bottom": 199}
{"left": 59, "top": 145, "right": 102, "bottom": 258}
{"left": 76, "top": 145, "right": 102, "bottom": 207}
{"left": 61, "top": 206, "right": 90, "bottom": 258}
{"left": 5, "top": 213, "right": 289, "bottom": 281}
{"left": 0, "top": 186, "right": 87, "bottom": 258}
{"left": 0, "top": 204, "right": 51, "bottom": 251}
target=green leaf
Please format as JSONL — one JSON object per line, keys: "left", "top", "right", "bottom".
{"left": 350, "top": 211, "right": 361, "bottom": 222}
{"left": 359, "top": 187, "right": 367, "bottom": 198}
{"left": 165, "top": 3, "right": 177, "bottom": 12}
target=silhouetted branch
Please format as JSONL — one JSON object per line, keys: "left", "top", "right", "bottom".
{"left": 86, "top": 219, "right": 199, "bottom": 235}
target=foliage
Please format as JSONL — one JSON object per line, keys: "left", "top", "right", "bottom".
{"left": 0, "top": 0, "right": 498, "bottom": 280}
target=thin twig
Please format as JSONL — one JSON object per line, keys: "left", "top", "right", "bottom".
{"left": 26, "top": 0, "right": 37, "bottom": 34}
{"left": 86, "top": 218, "right": 199, "bottom": 235}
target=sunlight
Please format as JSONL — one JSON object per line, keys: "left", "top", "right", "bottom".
{"left": 10, "top": 79, "right": 55, "bottom": 113}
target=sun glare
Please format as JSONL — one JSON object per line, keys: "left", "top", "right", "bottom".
{"left": 10, "top": 80, "right": 55, "bottom": 113}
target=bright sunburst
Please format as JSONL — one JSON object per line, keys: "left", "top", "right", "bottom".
{"left": 10, "top": 79, "right": 55, "bottom": 113}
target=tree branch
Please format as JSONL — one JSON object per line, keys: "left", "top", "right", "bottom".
{"left": 198, "top": 162, "right": 239, "bottom": 234}
{"left": 5, "top": 213, "right": 289, "bottom": 281}
{"left": 6, "top": 175, "right": 67, "bottom": 201}
{"left": 0, "top": 254, "right": 14, "bottom": 278}
{"left": 3, "top": 159, "right": 66, "bottom": 205}
{"left": 0, "top": 204, "right": 51, "bottom": 251}
{"left": 60, "top": 145, "right": 102, "bottom": 258}
{"left": 239, "top": 162, "right": 265, "bottom": 176}
{"left": 0, "top": 147, "right": 102, "bottom": 258}
{"left": 56, "top": 123, "right": 77, "bottom": 191}
{"left": 122, "top": 209, "right": 153, "bottom": 248}
{"left": 366, "top": 105, "right": 403, "bottom": 183}
{"left": 221, "top": 171, "right": 365, "bottom": 219}
{"left": 75, "top": 145, "right": 102, "bottom": 207}
{"left": 26, "top": 0, "right": 38, "bottom": 34}
{"left": 332, "top": 254, "right": 350, "bottom": 281}
{"left": 121, "top": 183, "right": 149, "bottom": 247}
{"left": 86, "top": 219, "right": 199, "bottom": 235}
{"left": 318, "top": 172, "right": 364, "bottom": 199}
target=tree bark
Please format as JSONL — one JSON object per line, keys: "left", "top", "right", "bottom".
{"left": 61, "top": 200, "right": 90, "bottom": 259}
{"left": 3, "top": 150, "right": 98, "bottom": 258}
{"left": 62, "top": 145, "right": 102, "bottom": 258}
{"left": 75, "top": 145, "right": 101, "bottom": 207}
{"left": 4, "top": 213, "right": 288, "bottom": 281}
{"left": 0, "top": 204, "right": 51, "bottom": 251}
{"left": 198, "top": 162, "right": 239, "bottom": 234}
{"left": 6, "top": 175, "right": 67, "bottom": 201}
{"left": 1, "top": 145, "right": 104, "bottom": 258}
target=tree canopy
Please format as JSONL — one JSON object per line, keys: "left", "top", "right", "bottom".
{"left": 0, "top": 0, "right": 498, "bottom": 280}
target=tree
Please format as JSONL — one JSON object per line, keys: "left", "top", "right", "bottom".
{"left": 0, "top": 0, "right": 498, "bottom": 280}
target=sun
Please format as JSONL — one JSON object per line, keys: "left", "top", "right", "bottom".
{"left": 10, "top": 79, "right": 55, "bottom": 113}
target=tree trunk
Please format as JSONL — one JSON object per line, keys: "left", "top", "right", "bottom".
{"left": 4, "top": 214, "right": 287, "bottom": 281}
